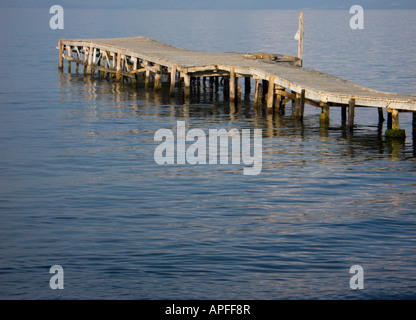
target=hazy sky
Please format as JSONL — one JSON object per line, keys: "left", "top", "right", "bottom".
{"left": 2, "top": 0, "right": 416, "bottom": 9}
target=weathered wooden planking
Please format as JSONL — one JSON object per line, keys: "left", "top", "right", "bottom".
{"left": 60, "top": 36, "right": 416, "bottom": 111}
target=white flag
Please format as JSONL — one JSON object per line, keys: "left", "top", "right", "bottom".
{"left": 294, "top": 29, "right": 300, "bottom": 41}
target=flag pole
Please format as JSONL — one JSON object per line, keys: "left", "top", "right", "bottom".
{"left": 298, "top": 12, "right": 304, "bottom": 66}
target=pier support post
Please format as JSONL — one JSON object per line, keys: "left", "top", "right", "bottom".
{"left": 262, "top": 80, "right": 268, "bottom": 101}
{"left": 385, "top": 109, "right": 406, "bottom": 139}
{"left": 229, "top": 68, "right": 236, "bottom": 102}
{"left": 67, "top": 46, "right": 71, "bottom": 73}
{"left": 348, "top": 98, "right": 355, "bottom": 132}
{"left": 274, "top": 90, "right": 283, "bottom": 114}
{"left": 254, "top": 79, "right": 262, "bottom": 108}
{"left": 58, "top": 40, "right": 64, "bottom": 70}
{"left": 392, "top": 109, "right": 399, "bottom": 130}
{"left": 413, "top": 112, "right": 416, "bottom": 135}
{"left": 154, "top": 64, "right": 162, "bottom": 91}
{"left": 387, "top": 112, "right": 392, "bottom": 129}
{"left": 116, "top": 51, "right": 122, "bottom": 81}
{"left": 91, "top": 48, "right": 97, "bottom": 75}
{"left": 170, "top": 64, "right": 177, "bottom": 96}
{"left": 378, "top": 107, "right": 385, "bottom": 124}
{"left": 197, "top": 76, "right": 201, "bottom": 97}
{"left": 235, "top": 77, "right": 239, "bottom": 102}
{"left": 132, "top": 57, "right": 137, "bottom": 81}
{"left": 184, "top": 73, "right": 191, "bottom": 98}
{"left": 267, "top": 76, "right": 275, "bottom": 110}
{"left": 209, "top": 77, "right": 214, "bottom": 93}
{"left": 341, "top": 105, "right": 347, "bottom": 125}
{"left": 76, "top": 48, "right": 80, "bottom": 73}
{"left": 291, "top": 90, "right": 296, "bottom": 112}
{"left": 254, "top": 79, "right": 259, "bottom": 105}
{"left": 99, "top": 51, "right": 105, "bottom": 78}
{"left": 299, "top": 89, "right": 305, "bottom": 121}
{"left": 145, "top": 62, "right": 151, "bottom": 88}
{"left": 320, "top": 102, "right": 330, "bottom": 126}
{"left": 223, "top": 76, "right": 229, "bottom": 98}
{"left": 237, "top": 85, "right": 242, "bottom": 102}
{"left": 293, "top": 92, "right": 302, "bottom": 119}
{"left": 87, "top": 46, "right": 93, "bottom": 74}
{"left": 245, "top": 77, "right": 251, "bottom": 94}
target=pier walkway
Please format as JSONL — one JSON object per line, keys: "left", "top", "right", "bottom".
{"left": 58, "top": 35, "right": 416, "bottom": 135}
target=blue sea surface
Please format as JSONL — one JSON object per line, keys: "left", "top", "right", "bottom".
{"left": 0, "top": 8, "right": 416, "bottom": 299}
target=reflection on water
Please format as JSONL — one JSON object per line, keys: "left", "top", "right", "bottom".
{"left": 59, "top": 70, "right": 416, "bottom": 163}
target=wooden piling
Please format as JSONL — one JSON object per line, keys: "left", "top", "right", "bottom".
{"left": 341, "top": 105, "right": 347, "bottom": 125}
{"left": 83, "top": 48, "right": 88, "bottom": 74}
{"left": 386, "top": 109, "right": 406, "bottom": 138}
{"left": 254, "top": 79, "right": 259, "bottom": 104}
{"left": 235, "top": 77, "right": 239, "bottom": 102}
{"left": 267, "top": 76, "right": 275, "bottom": 110}
{"left": 320, "top": 102, "right": 330, "bottom": 126}
{"left": 87, "top": 45, "right": 93, "bottom": 74}
{"left": 229, "top": 68, "right": 236, "bottom": 101}
{"left": 293, "top": 93, "right": 301, "bottom": 119}
{"left": 245, "top": 77, "right": 251, "bottom": 94}
{"left": 99, "top": 51, "right": 104, "bottom": 78}
{"left": 223, "top": 76, "right": 229, "bottom": 98}
{"left": 378, "top": 107, "right": 385, "bottom": 124}
{"left": 58, "top": 40, "right": 64, "bottom": 70}
{"left": 91, "top": 48, "right": 97, "bottom": 74}
{"left": 145, "top": 62, "right": 151, "bottom": 88}
{"left": 392, "top": 109, "right": 399, "bottom": 130}
{"left": 291, "top": 90, "right": 296, "bottom": 111}
{"left": 154, "top": 64, "right": 162, "bottom": 91}
{"left": 348, "top": 98, "right": 355, "bottom": 131}
{"left": 254, "top": 79, "right": 262, "bottom": 108}
{"left": 184, "top": 73, "right": 191, "bottom": 98}
{"left": 170, "top": 64, "right": 177, "bottom": 96}
{"left": 116, "top": 51, "right": 122, "bottom": 81}
{"left": 387, "top": 111, "right": 392, "bottom": 129}
{"left": 67, "top": 46, "right": 71, "bottom": 73}
{"left": 209, "top": 76, "right": 214, "bottom": 93}
{"left": 413, "top": 112, "right": 416, "bottom": 134}
{"left": 274, "top": 91, "right": 283, "bottom": 114}
{"left": 196, "top": 76, "right": 201, "bottom": 97}
{"left": 299, "top": 89, "right": 305, "bottom": 121}
{"left": 262, "top": 80, "right": 268, "bottom": 101}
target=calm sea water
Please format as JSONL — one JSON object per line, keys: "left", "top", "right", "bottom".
{"left": 0, "top": 8, "right": 416, "bottom": 300}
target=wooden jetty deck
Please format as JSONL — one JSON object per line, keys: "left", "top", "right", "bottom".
{"left": 58, "top": 32, "right": 416, "bottom": 137}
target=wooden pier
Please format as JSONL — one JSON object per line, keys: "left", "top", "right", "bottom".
{"left": 57, "top": 16, "right": 416, "bottom": 137}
